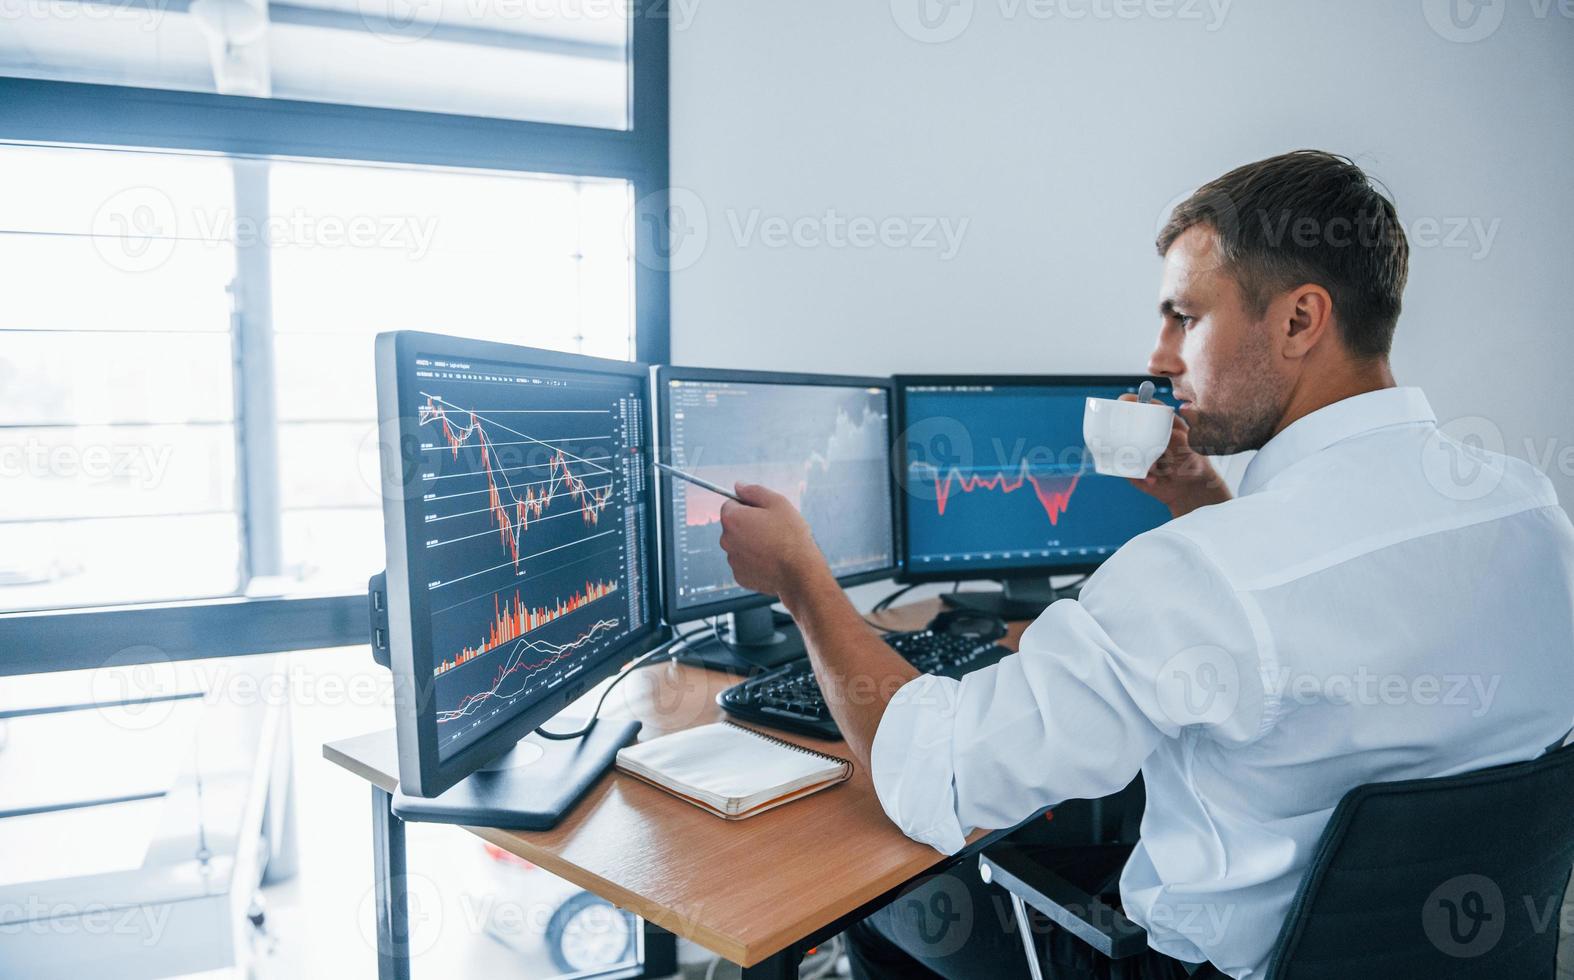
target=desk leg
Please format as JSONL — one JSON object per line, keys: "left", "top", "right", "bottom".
{"left": 640, "top": 919, "right": 677, "bottom": 977}
{"left": 371, "top": 785, "right": 411, "bottom": 980}
{"left": 1010, "top": 894, "right": 1046, "bottom": 980}
{"left": 741, "top": 944, "right": 801, "bottom": 980}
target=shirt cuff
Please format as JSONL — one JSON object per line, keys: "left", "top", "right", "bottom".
{"left": 869, "top": 672, "right": 970, "bottom": 855}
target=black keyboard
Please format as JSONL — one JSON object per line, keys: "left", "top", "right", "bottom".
{"left": 718, "top": 628, "right": 1012, "bottom": 739}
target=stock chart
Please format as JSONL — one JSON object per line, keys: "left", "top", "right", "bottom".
{"left": 406, "top": 354, "right": 652, "bottom": 759}
{"left": 900, "top": 382, "right": 1174, "bottom": 573}
{"left": 663, "top": 378, "right": 895, "bottom": 612}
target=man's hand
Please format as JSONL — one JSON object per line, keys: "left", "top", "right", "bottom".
{"left": 1120, "top": 393, "right": 1232, "bottom": 519}
{"left": 719, "top": 482, "right": 916, "bottom": 769}
{"left": 718, "top": 483, "right": 836, "bottom": 608}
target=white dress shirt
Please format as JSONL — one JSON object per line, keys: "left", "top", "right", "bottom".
{"left": 870, "top": 387, "right": 1574, "bottom": 978}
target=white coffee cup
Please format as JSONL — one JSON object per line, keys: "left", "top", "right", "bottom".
{"left": 1083, "top": 396, "right": 1174, "bottom": 479}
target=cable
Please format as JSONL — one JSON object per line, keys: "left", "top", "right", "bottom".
{"left": 671, "top": 621, "right": 719, "bottom": 651}
{"left": 860, "top": 596, "right": 894, "bottom": 633}
{"left": 872, "top": 583, "right": 917, "bottom": 612}
{"left": 533, "top": 624, "right": 713, "bottom": 740}
{"left": 870, "top": 582, "right": 918, "bottom": 614}
{"left": 533, "top": 643, "right": 673, "bottom": 740}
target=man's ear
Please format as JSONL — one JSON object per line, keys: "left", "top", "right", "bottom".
{"left": 1280, "top": 283, "right": 1335, "bottom": 359}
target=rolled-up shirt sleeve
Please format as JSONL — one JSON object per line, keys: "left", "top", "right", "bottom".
{"left": 870, "top": 528, "right": 1268, "bottom": 854}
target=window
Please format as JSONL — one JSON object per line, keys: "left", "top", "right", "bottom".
{"left": 0, "top": 22, "right": 667, "bottom": 980}
{"left": 0, "top": 2, "right": 665, "bottom": 662}
{"left": 0, "top": 0, "right": 629, "bottom": 128}
{"left": 266, "top": 158, "right": 635, "bottom": 595}
{"left": 0, "top": 145, "right": 242, "bottom": 611}
{"left": 0, "top": 143, "right": 639, "bottom": 612}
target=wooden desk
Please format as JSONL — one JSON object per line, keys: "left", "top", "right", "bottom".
{"left": 325, "top": 599, "right": 1031, "bottom": 978}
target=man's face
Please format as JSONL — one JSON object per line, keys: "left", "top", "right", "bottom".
{"left": 1149, "top": 225, "right": 1290, "bottom": 455}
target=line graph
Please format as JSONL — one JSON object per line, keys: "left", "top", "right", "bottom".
{"left": 419, "top": 393, "right": 614, "bottom": 572}
{"left": 898, "top": 383, "right": 1176, "bottom": 573}
{"left": 912, "top": 460, "right": 1083, "bottom": 526}
{"left": 433, "top": 579, "right": 618, "bottom": 677}
{"left": 435, "top": 617, "right": 622, "bottom": 724}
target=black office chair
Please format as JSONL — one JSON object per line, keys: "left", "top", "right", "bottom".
{"left": 980, "top": 740, "right": 1574, "bottom": 979}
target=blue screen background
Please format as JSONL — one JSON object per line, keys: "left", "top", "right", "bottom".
{"left": 900, "top": 382, "right": 1176, "bottom": 575}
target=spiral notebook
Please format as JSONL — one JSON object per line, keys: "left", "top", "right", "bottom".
{"left": 615, "top": 722, "right": 853, "bottom": 820}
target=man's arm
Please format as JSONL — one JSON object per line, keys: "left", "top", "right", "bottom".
{"left": 719, "top": 483, "right": 1269, "bottom": 855}
{"left": 717, "top": 483, "right": 914, "bottom": 768}
{"left": 777, "top": 564, "right": 917, "bottom": 768}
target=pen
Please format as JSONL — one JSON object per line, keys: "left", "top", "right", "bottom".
{"left": 654, "top": 461, "right": 746, "bottom": 503}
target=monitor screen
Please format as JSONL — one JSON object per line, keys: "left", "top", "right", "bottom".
{"left": 383, "top": 338, "right": 658, "bottom": 764}
{"left": 897, "top": 377, "right": 1175, "bottom": 579}
{"left": 657, "top": 370, "right": 897, "bottom": 619}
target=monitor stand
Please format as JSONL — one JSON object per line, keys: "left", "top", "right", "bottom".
{"left": 390, "top": 717, "right": 641, "bottom": 831}
{"left": 940, "top": 576, "right": 1072, "bottom": 621}
{"left": 676, "top": 605, "right": 807, "bottom": 674}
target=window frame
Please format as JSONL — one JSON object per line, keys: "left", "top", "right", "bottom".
{"left": 0, "top": 7, "right": 670, "bottom": 674}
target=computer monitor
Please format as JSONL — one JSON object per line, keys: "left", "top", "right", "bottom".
{"left": 894, "top": 375, "right": 1176, "bottom": 618}
{"left": 374, "top": 331, "right": 665, "bottom": 800}
{"left": 654, "top": 366, "right": 898, "bottom": 669}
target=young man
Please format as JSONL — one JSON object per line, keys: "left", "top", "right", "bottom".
{"left": 715, "top": 150, "right": 1574, "bottom": 979}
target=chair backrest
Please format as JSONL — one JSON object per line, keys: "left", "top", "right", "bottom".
{"left": 1266, "top": 741, "right": 1574, "bottom": 980}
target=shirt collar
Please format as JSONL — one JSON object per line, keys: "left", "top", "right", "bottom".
{"left": 1237, "top": 387, "right": 1436, "bottom": 496}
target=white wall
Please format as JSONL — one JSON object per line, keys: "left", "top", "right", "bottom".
{"left": 669, "top": 0, "right": 1574, "bottom": 509}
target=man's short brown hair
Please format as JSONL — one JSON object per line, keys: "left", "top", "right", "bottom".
{"left": 1157, "top": 150, "right": 1410, "bottom": 359}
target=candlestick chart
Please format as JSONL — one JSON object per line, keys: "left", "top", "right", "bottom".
{"left": 408, "top": 357, "right": 652, "bottom": 759}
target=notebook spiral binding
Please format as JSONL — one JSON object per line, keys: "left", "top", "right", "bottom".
{"left": 722, "top": 721, "right": 854, "bottom": 773}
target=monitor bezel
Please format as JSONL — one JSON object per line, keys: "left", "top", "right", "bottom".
{"left": 375, "top": 330, "right": 669, "bottom": 799}
{"left": 652, "top": 364, "right": 900, "bottom": 624}
{"left": 892, "top": 373, "right": 1173, "bottom": 584}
